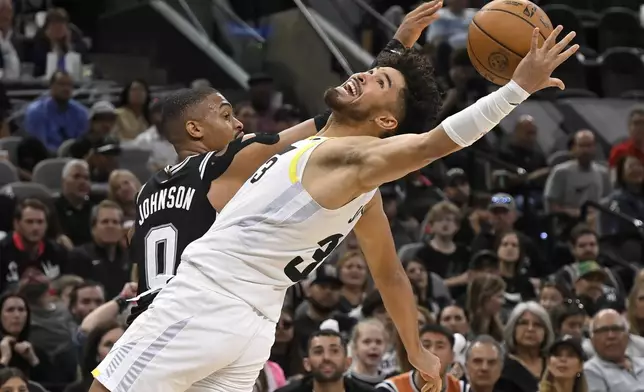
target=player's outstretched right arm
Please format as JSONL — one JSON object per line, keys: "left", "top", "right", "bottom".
{"left": 345, "top": 27, "right": 579, "bottom": 195}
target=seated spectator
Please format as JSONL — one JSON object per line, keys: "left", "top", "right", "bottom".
{"left": 67, "top": 280, "right": 104, "bottom": 325}
{"left": 461, "top": 335, "right": 504, "bottom": 392}
{"left": 67, "top": 200, "right": 130, "bottom": 299}
{"left": 54, "top": 159, "right": 94, "bottom": 246}
{"left": 0, "top": 0, "right": 24, "bottom": 80}
{"left": 336, "top": 251, "right": 369, "bottom": 313}
{"left": 107, "top": 169, "right": 140, "bottom": 224}
{"left": 347, "top": 319, "right": 388, "bottom": 387}
{"left": 381, "top": 185, "right": 416, "bottom": 249}
{"left": 539, "top": 336, "right": 588, "bottom": 392}
{"left": 254, "top": 363, "right": 287, "bottom": 392}
{"left": 14, "top": 136, "right": 49, "bottom": 182}
{"left": 585, "top": 309, "right": 644, "bottom": 392}
{"left": 132, "top": 100, "right": 177, "bottom": 171}
{"left": 30, "top": 8, "right": 88, "bottom": 78}
{"left": 0, "top": 367, "right": 48, "bottom": 392}
{"left": 86, "top": 139, "right": 120, "bottom": 184}
{"left": 544, "top": 130, "right": 611, "bottom": 219}
{"left": 50, "top": 275, "right": 83, "bottom": 308}
{"left": 569, "top": 261, "right": 623, "bottom": 317}
{"left": 496, "top": 302, "right": 554, "bottom": 392}
{"left": 415, "top": 201, "right": 470, "bottom": 279}
{"left": 0, "top": 199, "right": 67, "bottom": 293}
{"left": 235, "top": 101, "right": 257, "bottom": 135}
{"left": 63, "top": 322, "right": 124, "bottom": 392}
{"left": 602, "top": 154, "right": 644, "bottom": 236}
{"left": 269, "top": 308, "right": 303, "bottom": 378}
{"left": 425, "top": 0, "right": 475, "bottom": 49}
{"left": 276, "top": 329, "right": 373, "bottom": 392}
{"left": 113, "top": 80, "right": 150, "bottom": 140}
{"left": 274, "top": 105, "right": 302, "bottom": 133}
{"left": 549, "top": 302, "right": 590, "bottom": 356}
{"left": 465, "top": 274, "right": 505, "bottom": 341}
{"left": 248, "top": 73, "right": 278, "bottom": 134}
{"left": 495, "top": 231, "right": 537, "bottom": 309}
{"left": 0, "top": 294, "right": 44, "bottom": 379}
{"left": 68, "top": 101, "right": 117, "bottom": 159}
{"left": 608, "top": 106, "right": 644, "bottom": 170}
{"left": 77, "top": 282, "right": 136, "bottom": 346}
{"left": 471, "top": 193, "right": 548, "bottom": 278}
{"left": 538, "top": 281, "right": 567, "bottom": 312}
{"left": 376, "top": 324, "right": 461, "bottom": 392}
{"left": 628, "top": 278, "right": 644, "bottom": 338}
{"left": 403, "top": 258, "right": 452, "bottom": 314}
{"left": 437, "top": 305, "right": 471, "bottom": 340}
{"left": 16, "top": 273, "right": 77, "bottom": 385}
{"left": 24, "top": 70, "right": 88, "bottom": 152}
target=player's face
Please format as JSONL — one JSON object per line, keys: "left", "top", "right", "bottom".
{"left": 191, "top": 93, "right": 244, "bottom": 152}
{"left": 324, "top": 67, "right": 405, "bottom": 133}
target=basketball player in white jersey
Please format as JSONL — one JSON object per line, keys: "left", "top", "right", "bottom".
{"left": 91, "top": 3, "right": 579, "bottom": 392}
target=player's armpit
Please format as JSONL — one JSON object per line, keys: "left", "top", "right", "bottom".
{"left": 348, "top": 126, "right": 461, "bottom": 193}
{"left": 353, "top": 191, "right": 423, "bottom": 356}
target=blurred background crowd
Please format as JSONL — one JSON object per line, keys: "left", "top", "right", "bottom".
{"left": 0, "top": 0, "right": 642, "bottom": 391}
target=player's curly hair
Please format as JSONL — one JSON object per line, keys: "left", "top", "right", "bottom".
{"left": 375, "top": 48, "right": 442, "bottom": 134}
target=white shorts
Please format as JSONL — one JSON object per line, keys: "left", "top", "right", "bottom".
{"left": 93, "top": 263, "right": 276, "bottom": 392}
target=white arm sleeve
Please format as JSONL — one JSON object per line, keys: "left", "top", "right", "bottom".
{"left": 441, "top": 80, "right": 530, "bottom": 147}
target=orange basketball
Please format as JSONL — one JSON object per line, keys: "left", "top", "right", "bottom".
{"left": 467, "top": 0, "right": 554, "bottom": 85}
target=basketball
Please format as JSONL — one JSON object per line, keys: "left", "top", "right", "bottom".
{"left": 467, "top": 0, "right": 554, "bottom": 85}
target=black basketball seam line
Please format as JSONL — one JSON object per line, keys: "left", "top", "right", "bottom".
{"left": 467, "top": 32, "right": 510, "bottom": 83}
{"left": 479, "top": 8, "right": 549, "bottom": 41}
{"left": 471, "top": 19, "right": 524, "bottom": 59}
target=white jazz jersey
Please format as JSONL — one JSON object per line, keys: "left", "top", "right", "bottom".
{"left": 182, "top": 137, "right": 376, "bottom": 322}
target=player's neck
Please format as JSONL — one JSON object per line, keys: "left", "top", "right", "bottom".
{"left": 176, "top": 143, "right": 212, "bottom": 161}
{"left": 319, "top": 115, "right": 381, "bottom": 138}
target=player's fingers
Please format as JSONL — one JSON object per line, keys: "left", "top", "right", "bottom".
{"left": 549, "top": 77, "right": 565, "bottom": 90}
{"left": 529, "top": 28, "right": 540, "bottom": 53}
{"left": 543, "top": 25, "right": 563, "bottom": 50}
{"left": 411, "top": 0, "right": 442, "bottom": 19}
{"left": 550, "top": 31, "right": 577, "bottom": 57}
{"left": 554, "top": 43, "right": 580, "bottom": 67}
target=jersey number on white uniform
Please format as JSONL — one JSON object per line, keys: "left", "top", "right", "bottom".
{"left": 284, "top": 233, "right": 343, "bottom": 282}
{"left": 144, "top": 224, "right": 178, "bottom": 290}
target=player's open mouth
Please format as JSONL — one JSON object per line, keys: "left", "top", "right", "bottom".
{"left": 341, "top": 77, "right": 361, "bottom": 98}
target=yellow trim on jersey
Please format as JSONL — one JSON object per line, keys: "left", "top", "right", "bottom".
{"left": 289, "top": 142, "right": 318, "bottom": 183}
{"left": 92, "top": 368, "right": 100, "bottom": 378}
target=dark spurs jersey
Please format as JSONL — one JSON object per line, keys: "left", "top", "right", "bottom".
{"left": 127, "top": 134, "right": 278, "bottom": 324}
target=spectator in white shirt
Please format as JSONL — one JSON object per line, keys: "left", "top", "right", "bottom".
{"left": 425, "top": 0, "right": 476, "bottom": 49}
{"left": 133, "top": 101, "right": 177, "bottom": 171}
{"left": 0, "top": 0, "right": 23, "bottom": 79}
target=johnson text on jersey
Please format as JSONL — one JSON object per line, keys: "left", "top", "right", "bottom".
{"left": 138, "top": 186, "right": 196, "bottom": 225}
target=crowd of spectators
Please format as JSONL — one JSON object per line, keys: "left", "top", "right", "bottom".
{"left": 0, "top": 0, "right": 641, "bottom": 392}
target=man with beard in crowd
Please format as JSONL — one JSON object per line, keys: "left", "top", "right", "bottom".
{"left": 276, "top": 330, "right": 374, "bottom": 392}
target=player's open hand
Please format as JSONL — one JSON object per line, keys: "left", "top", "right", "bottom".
{"left": 408, "top": 348, "right": 442, "bottom": 392}
{"left": 511, "top": 25, "right": 579, "bottom": 93}
{"left": 394, "top": 0, "right": 443, "bottom": 48}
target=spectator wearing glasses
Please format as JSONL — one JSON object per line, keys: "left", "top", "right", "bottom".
{"left": 471, "top": 193, "right": 548, "bottom": 278}
{"left": 496, "top": 302, "right": 554, "bottom": 392}
{"left": 24, "top": 70, "right": 88, "bottom": 152}
{"left": 585, "top": 309, "right": 644, "bottom": 391}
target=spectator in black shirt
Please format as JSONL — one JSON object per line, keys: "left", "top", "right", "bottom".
{"left": 68, "top": 281, "right": 104, "bottom": 325}
{"left": 416, "top": 201, "right": 470, "bottom": 279}
{"left": 495, "top": 231, "right": 537, "bottom": 310}
{"left": 276, "top": 329, "right": 374, "bottom": 392}
{"left": 68, "top": 101, "right": 117, "bottom": 160}
{"left": 0, "top": 294, "right": 44, "bottom": 380}
{"left": 54, "top": 159, "right": 94, "bottom": 246}
{"left": 0, "top": 199, "right": 67, "bottom": 293}
{"left": 471, "top": 193, "right": 549, "bottom": 278}
{"left": 67, "top": 200, "right": 130, "bottom": 298}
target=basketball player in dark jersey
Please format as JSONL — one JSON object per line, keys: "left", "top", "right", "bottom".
{"left": 127, "top": 89, "right": 322, "bottom": 322}
{"left": 125, "top": 3, "right": 443, "bottom": 325}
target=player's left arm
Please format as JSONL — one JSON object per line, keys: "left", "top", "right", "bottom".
{"left": 352, "top": 191, "right": 424, "bottom": 358}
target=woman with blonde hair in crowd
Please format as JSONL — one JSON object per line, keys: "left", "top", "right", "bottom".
{"left": 347, "top": 318, "right": 388, "bottom": 386}
{"left": 538, "top": 336, "right": 588, "bottom": 392}
{"left": 107, "top": 169, "right": 141, "bottom": 224}
{"left": 336, "top": 251, "right": 370, "bottom": 312}
{"left": 466, "top": 273, "right": 505, "bottom": 341}
{"left": 627, "top": 277, "right": 644, "bottom": 337}
{"left": 497, "top": 301, "right": 555, "bottom": 392}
